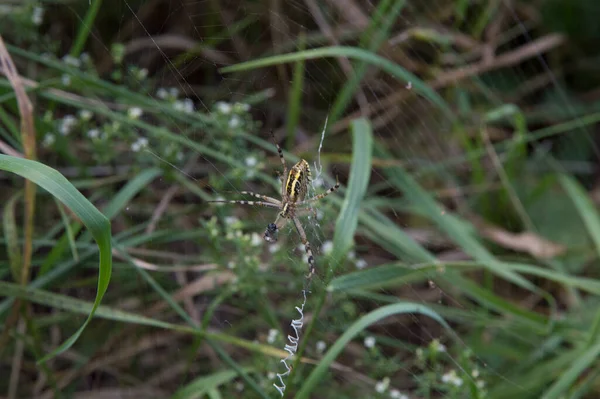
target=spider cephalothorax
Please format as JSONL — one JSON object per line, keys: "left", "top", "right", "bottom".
{"left": 210, "top": 133, "right": 340, "bottom": 278}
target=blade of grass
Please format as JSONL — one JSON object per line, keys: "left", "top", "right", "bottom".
{"left": 219, "top": 46, "right": 455, "bottom": 122}
{"left": 69, "top": 0, "right": 103, "bottom": 57}
{"left": 2, "top": 191, "right": 22, "bottom": 281}
{"left": 295, "top": 302, "right": 453, "bottom": 399}
{"left": 558, "top": 172, "right": 600, "bottom": 346}
{"left": 541, "top": 340, "right": 600, "bottom": 399}
{"left": 0, "top": 155, "right": 111, "bottom": 362}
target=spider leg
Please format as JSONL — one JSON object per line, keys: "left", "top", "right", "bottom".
{"left": 296, "top": 170, "right": 340, "bottom": 206}
{"left": 292, "top": 216, "right": 316, "bottom": 278}
{"left": 240, "top": 191, "right": 280, "bottom": 205}
{"left": 271, "top": 130, "right": 288, "bottom": 198}
{"left": 208, "top": 199, "right": 280, "bottom": 209}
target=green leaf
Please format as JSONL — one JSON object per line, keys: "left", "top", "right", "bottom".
{"left": 295, "top": 303, "right": 452, "bottom": 399}
{"left": 330, "top": 118, "right": 373, "bottom": 270}
{"left": 0, "top": 155, "right": 112, "bottom": 362}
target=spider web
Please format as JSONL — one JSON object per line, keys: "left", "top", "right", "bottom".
{"left": 98, "top": 0, "right": 599, "bottom": 397}
{"left": 14, "top": 0, "right": 598, "bottom": 397}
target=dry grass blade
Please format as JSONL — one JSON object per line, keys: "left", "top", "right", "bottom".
{"left": 473, "top": 217, "right": 566, "bottom": 259}
{"left": 0, "top": 36, "right": 37, "bottom": 392}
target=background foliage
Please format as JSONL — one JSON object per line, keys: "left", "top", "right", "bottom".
{"left": 1, "top": 0, "right": 600, "bottom": 398}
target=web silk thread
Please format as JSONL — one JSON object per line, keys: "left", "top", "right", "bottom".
{"left": 273, "top": 289, "right": 308, "bottom": 396}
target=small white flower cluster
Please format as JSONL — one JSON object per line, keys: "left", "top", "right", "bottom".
{"left": 62, "top": 55, "right": 81, "bottom": 68}
{"left": 127, "top": 107, "right": 143, "bottom": 119}
{"left": 315, "top": 340, "right": 326, "bottom": 353}
{"left": 173, "top": 98, "right": 194, "bottom": 114}
{"left": 389, "top": 389, "right": 409, "bottom": 399}
{"left": 267, "top": 328, "right": 278, "bottom": 344}
{"left": 31, "top": 6, "right": 44, "bottom": 26}
{"left": 375, "top": 377, "right": 390, "bottom": 393}
{"left": 79, "top": 109, "right": 93, "bottom": 121}
{"left": 42, "top": 133, "right": 55, "bottom": 147}
{"left": 59, "top": 115, "right": 77, "bottom": 135}
{"left": 130, "top": 137, "right": 148, "bottom": 152}
{"left": 429, "top": 338, "right": 446, "bottom": 353}
{"left": 375, "top": 378, "right": 409, "bottom": 398}
{"left": 156, "top": 87, "right": 180, "bottom": 100}
{"left": 364, "top": 335, "right": 376, "bottom": 349}
{"left": 441, "top": 369, "right": 463, "bottom": 387}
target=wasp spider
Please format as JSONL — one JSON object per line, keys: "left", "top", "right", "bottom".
{"left": 210, "top": 134, "right": 340, "bottom": 278}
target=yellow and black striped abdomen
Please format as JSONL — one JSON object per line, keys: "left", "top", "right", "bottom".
{"left": 285, "top": 159, "right": 311, "bottom": 204}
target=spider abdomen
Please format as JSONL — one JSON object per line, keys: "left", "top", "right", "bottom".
{"left": 285, "top": 159, "right": 311, "bottom": 203}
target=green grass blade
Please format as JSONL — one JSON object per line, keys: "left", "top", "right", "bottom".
{"left": 559, "top": 173, "right": 600, "bottom": 257}
{"left": 171, "top": 369, "right": 243, "bottom": 399}
{"left": 69, "top": 0, "right": 103, "bottom": 57}
{"left": 295, "top": 303, "right": 452, "bottom": 399}
{"left": 541, "top": 340, "right": 600, "bottom": 399}
{"left": 219, "top": 46, "right": 455, "bottom": 121}
{"left": 0, "top": 155, "right": 112, "bottom": 362}
{"left": 330, "top": 118, "right": 373, "bottom": 270}
{"left": 2, "top": 191, "right": 22, "bottom": 281}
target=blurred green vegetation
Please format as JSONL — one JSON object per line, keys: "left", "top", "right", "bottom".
{"left": 2, "top": 0, "right": 600, "bottom": 398}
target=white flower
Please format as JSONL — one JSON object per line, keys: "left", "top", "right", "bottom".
{"left": 430, "top": 339, "right": 446, "bottom": 353}
{"left": 472, "top": 368, "right": 480, "bottom": 378}
{"left": 321, "top": 240, "right": 333, "bottom": 255}
{"left": 173, "top": 98, "right": 194, "bottom": 113}
{"left": 59, "top": 115, "right": 77, "bottom": 135}
{"left": 62, "top": 55, "right": 81, "bottom": 68}
{"left": 61, "top": 74, "right": 71, "bottom": 86}
{"left": 127, "top": 107, "right": 143, "bottom": 119}
{"left": 87, "top": 129, "right": 100, "bottom": 139}
{"left": 268, "top": 243, "right": 280, "bottom": 253}
{"left": 225, "top": 216, "right": 239, "bottom": 226}
{"left": 31, "top": 6, "right": 44, "bottom": 25}
{"left": 229, "top": 115, "right": 241, "bottom": 128}
{"left": 79, "top": 109, "right": 92, "bottom": 121}
{"left": 227, "top": 261, "right": 235, "bottom": 269}
{"left": 355, "top": 258, "right": 367, "bottom": 269}
{"left": 233, "top": 102, "right": 250, "bottom": 112}
{"left": 216, "top": 101, "right": 232, "bottom": 114}
{"left": 157, "top": 88, "right": 168, "bottom": 99}
{"left": 267, "top": 372, "right": 276, "bottom": 380}
{"left": 250, "top": 233, "right": 262, "bottom": 247}
{"left": 131, "top": 137, "right": 148, "bottom": 152}
{"left": 316, "top": 340, "right": 326, "bottom": 353}
{"left": 42, "top": 133, "right": 55, "bottom": 147}
{"left": 136, "top": 68, "right": 148, "bottom": 80}
{"left": 390, "top": 390, "right": 409, "bottom": 399}
{"left": 441, "top": 370, "right": 463, "bottom": 387}
{"left": 168, "top": 87, "right": 180, "bottom": 98}
{"left": 375, "top": 377, "right": 390, "bottom": 393}
{"left": 364, "top": 336, "right": 376, "bottom": 348}
{"left": 245, "top": 156, "right": 257, "bottom": 167}
{"left": 267, "top": 328, "right": 278, "bottom": 344}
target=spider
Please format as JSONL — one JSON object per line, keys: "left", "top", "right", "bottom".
{"left": 210, "top": 133, "right": 340, "bottom": 278}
